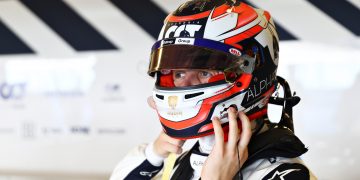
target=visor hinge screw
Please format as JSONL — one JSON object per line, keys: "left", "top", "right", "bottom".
{"left": 236, "top": 82, "right": 242, "bottom": 87}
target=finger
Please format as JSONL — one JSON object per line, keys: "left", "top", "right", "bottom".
{"left": 160, "top": 131, "right": 185, "bottom": 147}
{"left": 147, "top": 96, "right": 156, "bottom": 110}
{"left": 163, "top": 141, "right": 183, "bottom": 154}
{"left": 212, "top": 116, "right": 224, "bottom": 148}
{"left": 239, "top": 148, "right": 249, "bottom": 167}
{"left": 164, "top": 135, "right": 186, "bottom": 147}
{"left": 238, "top": 111, "right": 252, "bottom": 149}
{"left": 227, "top": 107, "right": 239, "bottom": 147}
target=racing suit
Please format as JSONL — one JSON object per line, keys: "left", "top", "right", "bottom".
{"left": 110, "top": 122, "right": 317, "bottom": 180}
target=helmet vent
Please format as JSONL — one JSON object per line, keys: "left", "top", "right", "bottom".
{"left": 185, "top": 92, "right": 204, "bottom": 99}
{"left": 155, "top": 94, "right": 164, "bottom": 100}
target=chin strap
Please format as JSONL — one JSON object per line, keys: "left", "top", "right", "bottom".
{"left": 162, "top": 153, "right": 177, "bottom": 180}
{"left": 269, "top": 76, "right": 301, "bottom": 132}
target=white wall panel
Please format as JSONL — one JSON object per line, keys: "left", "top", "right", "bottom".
{"left": 249, "top": 0, "right": 357, "bottom": 43}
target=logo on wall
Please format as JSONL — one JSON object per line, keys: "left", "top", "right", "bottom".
{"left": 22, "top": 122, "right": 36, "bottom": 139}
{"left": 70, "top": 126, "right": 90, "bottom": 135}
{"left": 42, "top": 127, "right": 63, "bottom": 136}
{"left": 103, "top": 83, "right": 125, "bottom": 102}
{"left": 97, "top": 128, "right": 126, "bottom": 135}
{"left": 0, "top": 128, "right": 15, "bottom": 135}
{"left": 0, "top": 83, "right": 26, "bottom": 100}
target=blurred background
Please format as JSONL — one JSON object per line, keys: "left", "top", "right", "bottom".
{"left": 0, "top": 0, "right": 359, "bottom": 179}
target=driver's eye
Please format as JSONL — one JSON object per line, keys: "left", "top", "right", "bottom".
{"left": 174, "top": 71, "right": 186, "bottom": 79}
{"left": 199, "top": 71, "right": 211, "bottom": 78}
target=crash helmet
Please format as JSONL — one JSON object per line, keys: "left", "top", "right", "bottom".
{"left": 148, "top": 0, "right": 279, "bottom": 139}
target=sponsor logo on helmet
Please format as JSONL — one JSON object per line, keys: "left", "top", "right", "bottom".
{"left": 229, "top": 48, "right": 242, "bottom": 56}
{"left": 166, "top": 96, "right": 183, "bottom": 116}
{"left": 164, "top": 24, "right": 202, "bottom": 38}
{"left": 175, "top": 38, "right": 194, "bottom": 45}
{"left": 244, "top": 95, "right": 270, "bottom": 113}
{"left": 246, "top": 74, "right": 276, "bottom": 102}
{"left": 162, "top": 39, "right": 175, "bottom": 46}
{"left": 168, "top": 96, "right": 178, "bottom": 109}
{"left": 167, "top": 111, "right": 182, "bottom": 116}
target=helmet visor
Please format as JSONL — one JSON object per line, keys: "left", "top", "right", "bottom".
{"left": 148, "top": 38, "right": 255, "bottom": 83}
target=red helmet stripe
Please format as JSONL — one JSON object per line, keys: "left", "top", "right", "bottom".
{"left": 233, "top": 3, "right": 258, "bottom": 29}
{"left": 263, "top": 11, "right": 271, "bottom": 21}
{"left": 207, "top": 74, "right": 225, "bottom": 83}
{"left": 224, "top": 25, "right": 263, "bottom": 45}
{"left": 167, "top": 11, "right": 211, "bottom": 22}
{"left": 211, "top": 4, "right": 231, "bottom": 19}
{"left": 248, "top": 108, "right": 267, "bottom": 120}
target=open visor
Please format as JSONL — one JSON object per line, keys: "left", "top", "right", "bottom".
{"left": 148, "top": 38, "right": 255, "bottom": 82}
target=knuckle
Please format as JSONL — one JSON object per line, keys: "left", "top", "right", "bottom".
{"left": 173, "top": 147, "right": 181, "bottom": 153}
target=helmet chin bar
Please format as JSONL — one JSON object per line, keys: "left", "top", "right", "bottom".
{"left": 269, "top": 76, "right": 301, "bottom": 132}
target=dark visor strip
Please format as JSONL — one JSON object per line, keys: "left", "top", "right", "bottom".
{"left": 151, "top": 38, "right": 243, "bottom": 56}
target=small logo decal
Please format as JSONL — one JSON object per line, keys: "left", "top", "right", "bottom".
{"left": 175, "top": 38, "right": 194, "bottom": 45}
{"left": 140, "top": 170, "right": 159, "bottom": 177}
{"left": 162, "top": 39, "right": 175, "bottom": 45}
{"left": 229, "top": 48, "right": 242, "bottom": 56}
{"left": 168, "top": 96, "right": 178, "bottom": 109}
{"left": 268, "top": 169, "right": 300, "bottom": 180}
